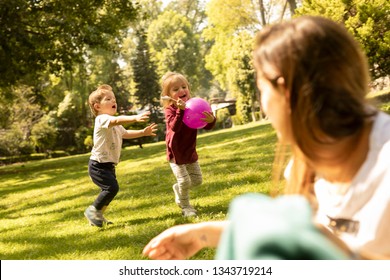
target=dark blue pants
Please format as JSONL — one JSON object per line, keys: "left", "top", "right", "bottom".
{"left": 88, "top": 160, "right": 119, "bottom": 210}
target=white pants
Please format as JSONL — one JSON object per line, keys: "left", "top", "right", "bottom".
{"left": 169, "top": 161, "right": 202, "bottom": 205}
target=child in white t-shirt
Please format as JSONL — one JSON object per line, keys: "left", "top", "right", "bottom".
{"left": 85, "top": 84, "right": 157, "bottom": 227}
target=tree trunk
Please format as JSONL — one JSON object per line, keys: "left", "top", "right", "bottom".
{"left": 258, "top": 0, "right": 267, "bottom": 26}
{"left": 287, "top": 0, "right": 297, "bottom": 15}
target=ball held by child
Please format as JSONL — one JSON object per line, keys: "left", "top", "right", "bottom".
{"left": 183, "top": 97, "right": 212, "bottom": 129}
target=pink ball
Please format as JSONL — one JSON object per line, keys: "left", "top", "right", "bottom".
{"left": 183, "top": 97, "right": 212, "bottom": 129}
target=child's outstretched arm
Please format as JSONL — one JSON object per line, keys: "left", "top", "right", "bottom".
{"left": 122, "top": 123, "right": 158, "bottom": 139}
{"left": 109, "top": 111, "right": 151, "bottom": 127}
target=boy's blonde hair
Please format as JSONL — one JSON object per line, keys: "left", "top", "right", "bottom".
{"left": 160, "top": 72, "right": 191, "bottom": 108}
{"left": 88, "top": 84, "right": 113, "bottom": 116}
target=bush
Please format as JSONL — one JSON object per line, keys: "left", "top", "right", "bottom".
{"left": 380, "top": 103, "right": 390, "bottom": 114}
{"left": 84, "top": 135, "right": 93, "bottom": 150}
{"left": 29, "top": 153, "right": 47, "bottom": 160}
{"left": 74, "top": 126, "right": 91, "bottom": 153}
{"left": 0, "top": 153, "right": 46, "bottom": 165}
{"left": 215, "top": 108, "right": 232, "bottom": 129}
{"left": 30, "top": 115, "right": 57, "bottom": 153}
{"left": 0, "top": 127, "right": 34, "bottom": 156}
{"left": 49, "top": 150, "right": 69, "bottom": 158}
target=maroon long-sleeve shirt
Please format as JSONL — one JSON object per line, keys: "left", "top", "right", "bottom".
{"left": 165, "top": 104, "right": 216, "bottom": 164}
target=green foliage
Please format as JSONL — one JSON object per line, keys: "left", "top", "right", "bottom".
{"left": 215, "top": 108, "right": 232, "bottom": 129}
{"left": 0, "top": 121, "right": 276, "bottom": 260}
{"left": 84, "top": 135, "right": 93, "bottom": 151}
{"left": 49, "top": 150, "right": 69, "bottom": 159}
{"left": 147, "top": 10, "right": 201, "bottom": 90}
{"left": 374, "top": 89, "right": 390, "bottom": 114}
{"left": 131, "top": 30, "right": 161, "bottom": 123}
{"left": 381, "top": 104, "right": 390, "bottom": 114}
{"left": 30, "top": 115, "right": 57, "bottom": 153}
{"left": 0, "top": 126, "right": 34, "bottom": 156}
{"left": 204, "top": 0, "right": 271, "bottom": 124}
{"left": 296, "top": 0, "right": 390, "bottom": 79}
{"left": 232, "top": 96, "right": 252, "bottom": 125}
{"left": 74, "top": 126, "right": 92, "bottom": 154}
{"left": 164, "top": 0, "right": 207, "bottom": 31}
{"left": 163, "top": 0, "right": 213, "bottom": 93}
{"left": 206, "top": 31, "right": 256, "bottom": 124}
{"left": 1, "top": 0, "right": 388, "bottom": 159}
{"left": 87, "top": 48, "right": 132, "bottom": 112}
{"left": 0, "top": 0, "right": 138, "bottom": 87}
{"left": 55, "top": 91, "right": 83, "bottom": 149}
{"left": 0, "top": 99, "right": 11, "bottom": 128}
{"left": 205, "top": 0, "right": 257, "bottom": 36}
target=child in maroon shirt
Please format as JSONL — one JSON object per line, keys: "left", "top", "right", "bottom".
{"left": 161, "top": 72, "right": 216, "bottom": 217}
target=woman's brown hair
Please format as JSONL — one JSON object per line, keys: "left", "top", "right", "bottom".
{"left": 253, "top": 16, "right": 376, "bottom": 202}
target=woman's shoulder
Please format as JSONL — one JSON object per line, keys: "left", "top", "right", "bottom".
{"left": 371, "top": 111, "right": 390, "bottom": 148}
{"left": 370, "top": 111, "right": 390, "bottom": 155}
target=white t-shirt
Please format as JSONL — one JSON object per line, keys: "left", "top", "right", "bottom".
{"left": 314, "top": 111, "right": 390, "bottom": 257}
{"left": 90, "top": 114, "right": 127, "bottom": 164}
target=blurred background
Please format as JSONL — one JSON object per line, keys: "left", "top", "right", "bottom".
{"left": 0, "top": 0, "right": 388, "bottom": 163}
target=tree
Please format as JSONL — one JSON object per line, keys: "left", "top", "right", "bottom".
{"left": 0, "top": 85, "right": 43, "bottom": 156}
{"left": 0, "top": 0, "right": 138, "bottom": 88}
{"left": 287, "top": 0, "right": 298, "bottom": 15}
{"left": 165, "top": 0, "right": 208, "bottom": 32}
{"left": 147, "top": 10, "right": 201, "bottom": 91}
{"left": 296, "top": 0, "right": 390, "bottom": 79}
{"left": 226, "top": 32, "right": 257, "bottom": 123}
{"left": 204, "top": 0, "right": 292, "bottom": 124}
{"left": 206, "top": 31, "right": 257, "bottom": 124}
{"left": 30, "top": 114, "right": 57, "bottom": 153}
{"left": 131, "top": 30, "right": 161, "bottom": 124}
{"left": 164, "top": 0, "right": 213, "bottom": 94}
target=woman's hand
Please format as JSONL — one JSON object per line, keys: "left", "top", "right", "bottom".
{"left": 143, "top": 221, "right": 227, "bottom": 260}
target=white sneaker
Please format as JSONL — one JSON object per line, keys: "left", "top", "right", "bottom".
{"left": 84, "top": 205, "right": 103, "bottom": 227}
{"left": 172, "top": 184, "right": 197, "bottom": 216}
{"left": 182, "top": 206, "right": 197, "bottom": 217}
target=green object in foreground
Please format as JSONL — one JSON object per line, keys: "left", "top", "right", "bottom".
{"left": 216, "top": 193, "right": 348, "bottom": 260}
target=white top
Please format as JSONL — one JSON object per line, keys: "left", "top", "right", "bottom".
{"left": 90, "top": 114, "right": 127, "bottom": 164}
{"left": 314, "top": 111, "right": 390, "bottom": 257}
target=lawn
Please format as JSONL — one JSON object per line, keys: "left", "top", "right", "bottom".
{"left": 0, "top": 121, "right": 277, "bottom": 260}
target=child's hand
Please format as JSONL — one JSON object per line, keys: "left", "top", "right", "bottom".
{"left": 143, "top": 123, "right": 158, "bottom": 136}
{"left": 136, "top": 111, "right": 151, "bottom": 122}
{"left": 201, "top": 111, "right": 215, "bottom": 123}
{"left": 176, "top": 99, "right": 186, "bottom": 110}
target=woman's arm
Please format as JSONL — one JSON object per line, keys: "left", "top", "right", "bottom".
{"left": 143, "top": 221, "right": 228, "bottom": 260}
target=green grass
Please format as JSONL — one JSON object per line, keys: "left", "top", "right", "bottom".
{"left": 369, "top": 88, "right": 390, "bottom": 114}
{"left": 0, "top": 121, "right": 277, "bottom": 260}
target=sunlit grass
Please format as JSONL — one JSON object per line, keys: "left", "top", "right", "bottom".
{"left": 0, "top": 121, "right": 276, "bottom": 260}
